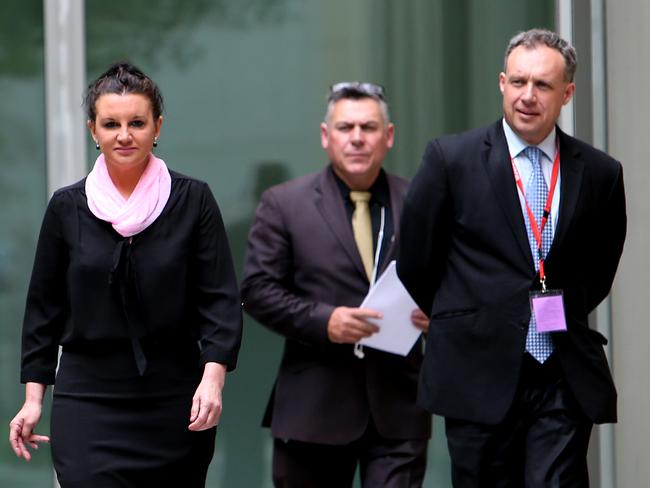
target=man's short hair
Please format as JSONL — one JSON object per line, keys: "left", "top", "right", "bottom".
{"left": 504, "top": 28, "right": 577, "bottom": 82}
{"left": 324, "top": 82, "right": 391, "bottom": 124}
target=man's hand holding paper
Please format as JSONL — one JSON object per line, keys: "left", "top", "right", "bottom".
{"left": 357, "top": 261, "right": 427, "bottom": 355}
{"left": 327, "top": 306, "right": 382, "bottom": 344}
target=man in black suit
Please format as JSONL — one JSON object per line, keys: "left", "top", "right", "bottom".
{"left": 398, "top": 29, "right": 626, "bottom": 487}
{"left": 241, "top": 83, "right": 431, "bottom": 487}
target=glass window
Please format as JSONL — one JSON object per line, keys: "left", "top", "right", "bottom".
{"left": 0, "top": 1, "right": 52, "bottom": 486}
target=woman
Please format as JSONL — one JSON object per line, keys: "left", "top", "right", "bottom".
{"left": 8, "top": 62, "right": 242, "bottom": 487}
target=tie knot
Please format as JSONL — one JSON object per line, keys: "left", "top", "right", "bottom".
{"left": 350, "top": 191, "right": 371, "bottom": 204}
{"left": 523, "top": 146, "right": 542, "bottom": 167}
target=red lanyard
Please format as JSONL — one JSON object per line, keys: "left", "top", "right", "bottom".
{"left": 510, "top": 148, "right": 560, "bottom": 289}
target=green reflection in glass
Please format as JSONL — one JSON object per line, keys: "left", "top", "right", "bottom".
{"left": 0, "top": 1, "right": 52, "bottom": 486}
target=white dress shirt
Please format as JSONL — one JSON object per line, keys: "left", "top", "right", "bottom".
{"left": 502, "top": 118, "right": 561, "bottom": 235}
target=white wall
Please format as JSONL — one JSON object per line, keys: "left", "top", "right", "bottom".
{"left": 606, "top": 1, "right": 650, "bottom": 485}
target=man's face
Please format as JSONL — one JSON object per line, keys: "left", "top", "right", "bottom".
{"left": 499, "top": 45, "right": 575, "bottom": 145}
{"left": 320, "top": 98, "right": 394, "bottom": 190}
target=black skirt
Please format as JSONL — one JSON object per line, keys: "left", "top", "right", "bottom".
{"left": 51, "top": 339, "right": 216, "bottom": 488}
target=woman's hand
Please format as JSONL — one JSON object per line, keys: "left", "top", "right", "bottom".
{"left": 9, "top": 383, "right": 50, "bottom": 461}
{"left": 188, "top": 362, "right": 227, "bottom": 431}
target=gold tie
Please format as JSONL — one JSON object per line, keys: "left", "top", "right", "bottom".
{"left": 350, "top": 191, "right": 374, "bottom": 280}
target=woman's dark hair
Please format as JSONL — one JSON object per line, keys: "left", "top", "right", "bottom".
{"left": 84, "top": 61, "right": 164, "bottom": 121}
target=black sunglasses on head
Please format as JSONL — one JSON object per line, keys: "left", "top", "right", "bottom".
{"left": 329, "top": 82, "right": 385, "bottom": 100}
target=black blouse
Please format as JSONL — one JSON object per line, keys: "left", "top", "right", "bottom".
{"left": 21, "top": 170, "right": 242, "bottom": 386}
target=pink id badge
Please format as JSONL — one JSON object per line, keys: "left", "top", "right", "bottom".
{"left": 529, "top": 290, "right": 567, "bottom": 332}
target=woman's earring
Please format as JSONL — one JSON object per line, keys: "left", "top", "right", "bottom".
{"left": 153, "top": 137, "right": 158, "bottom": 148}
{"left": 95, "top": 141, "right": 100, "bottom": 150}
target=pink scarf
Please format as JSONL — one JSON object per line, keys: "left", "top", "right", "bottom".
{"left": 85, "top": 153, "right": 172, "bottom": 237}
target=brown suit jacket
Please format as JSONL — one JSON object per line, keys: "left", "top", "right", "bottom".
{"left": 241, "top": 166, "right": 431, "bottom": 444}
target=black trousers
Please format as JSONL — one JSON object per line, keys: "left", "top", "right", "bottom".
{"left": 445, "top": 354, "right": 593, "bottom": 488}
{"left": 272, "top": 419, "right": 428, "bottom": 488}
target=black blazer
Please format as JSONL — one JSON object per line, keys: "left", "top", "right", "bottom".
{"left": 241, "top": 166, "right": 431, "bottom": 444}
{"left": 21, "top": 171, "right": 243, "bottom": 386}
{"left": 398, "top": 120, "right": 626, "bottom": 425}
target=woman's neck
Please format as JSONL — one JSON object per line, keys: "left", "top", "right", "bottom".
{"left": 105, "top": 157, "right": 149, "bottom": 200}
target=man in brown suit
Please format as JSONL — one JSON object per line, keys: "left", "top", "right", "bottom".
{"left": 241, "top": 83, "right": 431, "bottom": 488}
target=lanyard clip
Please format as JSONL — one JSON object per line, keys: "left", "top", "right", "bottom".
{"left": 540, "top": 276, "right": 548, "bottom": 293}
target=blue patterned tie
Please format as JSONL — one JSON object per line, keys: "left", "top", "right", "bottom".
{"left": 523, "top": 146, "right": 554, "bottom": 363}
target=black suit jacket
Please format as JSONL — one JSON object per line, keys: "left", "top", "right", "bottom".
{"left": 398, "top": 120, "right": 626, "bottom": 425}
{"left": 241, "top": 166, "right": 431, "bottom": 444}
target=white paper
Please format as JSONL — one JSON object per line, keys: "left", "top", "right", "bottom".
{"left": 357, "top": 260, "right": 422, "bottom": 356}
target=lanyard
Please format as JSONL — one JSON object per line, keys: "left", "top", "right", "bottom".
{"left": 369, "top": 206, "right": 385, "bottom": 287}
{"left": 354, "top": 206, "right": 386, "bottom": 360}
{"left": 510, "top": 147, "right": 560, "bottom": 291}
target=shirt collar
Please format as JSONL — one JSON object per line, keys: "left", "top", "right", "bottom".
{"left": 502, "top": 118, "right": 557, "bottom": 162}
{"left": 331, "top": 166, "right": 390, "bottom": 207}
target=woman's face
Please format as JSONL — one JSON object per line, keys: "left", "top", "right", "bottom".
{"left": 88, "top": 93, "right": 162, "bottom": 172}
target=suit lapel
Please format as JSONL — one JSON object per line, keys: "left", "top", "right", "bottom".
{"left": 314, "top": 167, "right": 368, "bottom": 281}
{"left": 548, "top": 129, "right": 584, "bottom": 257}
{"left": 482, "top": 121, "right": 533, "bottom": 267}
